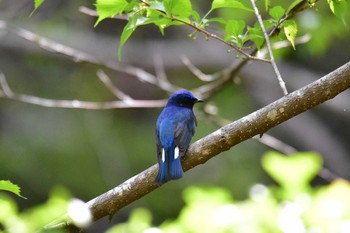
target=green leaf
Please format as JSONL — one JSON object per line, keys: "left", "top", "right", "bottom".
{"left": 94, "top": 0, "right": 129, "bottom": 26}
{"left": 262, "top": 151, "right": 322, "bottom": 197}
{"left": 286, "top": 0, "right": 304, "bottom": 14}
{"left": 118, "top": 14, "right": 138, "bottom": 60}
{"left": 30, "top": 0, "right": 45, "bottom": 16}
{"left": 265, "top": 0, "right": 271, "bottom": 11}
{"left": 34, "top": 0, "right": 45, "bottom": 10}
{"left": 0, "top": 180, "right": 26, "bottom": 199}
{"left": 211, "top": 0, "right": 253, "bottom": 12}
{"left": 164, "top": 0, "right": 193, "bottom": 18}
{"left": 283, "top": 19, "right": 297, "bottom": 49}
{"left": 191, "top": 10, "right": 201, "bottom": 23}
{"left": 205, "top": 17, "right": 227, "bottom": 25}
{"left": 225, "top": 19, "right": 246, "bottom": 47}
{"left": 225, "top": 19, "right": 245, "bottom": 36}
{"left": 247, "top": 24, "right": 264, "bottom": 49}
{"left": 269, "top": 6, "right": 285, "bottom": 21}
{"left": 118, "top": 10, "right": 171, "bottom": 60}
{"left": 149, "top": 1, "right": 166, "bottom": 12}
{"left": 327, "top": 0, "right": 348, "bottom": 24}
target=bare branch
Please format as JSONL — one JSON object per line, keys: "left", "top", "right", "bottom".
{"left": 153, "top": 53, "right": 168, "bottom": 82}
{"left": 153, "top": 54, "right": 178, "bottom": 92}
{"left": 1, "top": 22, "right": 176, "bottom": 93}
{"left": 171, "top": 16, "right": 271, "bottom": 63}
{"left": 258, "top": 34, "right": 312, "bottom": 59}
{"left": 181, "top": 56, "right": 219, "bottom": 82}
{"left": 0, "top": 72, "right": 14, "bottom": 97}
{"left": 200, "top": 104, "right": 340, "bottom": 182}
{"left": 0, "top": 72, "right": 166, "bottom": 109}
{"left": 96, "top": 70, "right": 133, "bottom": 101}
{"left": 250, "top": 0, "right": 288, "bottom": 95}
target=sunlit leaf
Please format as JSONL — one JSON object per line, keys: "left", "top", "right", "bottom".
{"left": 262, "top": 151, "right": 322, "bottom": 196}
{"left": 30, "top": 0, "right": 45, "bottom": 16}
{"left": 22, "top": 186, "right": 71, "bottom": 230}
{"left": 269, "top": 6, "right": 285, "bottom": 20}
{"left": 265, "top": 0, "right": 271, "bottom": 11}
{"left": 105, "top": 208, "right": 152, "bottom": 233}
{"left": 0, "top": 180, "right": 26, "bottom": 199}
{"left": 225, "top": 19, "right": 246, "bottom": 47}
{"left": 191, "top": 10, "right": 201, "bottom": 23}
{"left": 118, "top": 14, "right": 138, "bottom": 60}
{"left": 164, "top": 0, "right": 192, "bottom": 18}
{"left": 149, "top": 1, "right": 166, "bottom": 12}
{"left": 247, "top": 25, "right": 264, "bottom": 49}
{"left": 34, "top": 0, "right": 45, "bottom": 10}
{"left": 327, "top": 0, "right": 348, "bottom": 24}
{"left": 282, "top": 19, "right": 298, "bottom": 49}
{"left": 211, "top": 0, "right": 253, "bottom": 12}
{"left": 94, "top": 0, "right": 129, "bottom": 26}
{"left": 118, "top": 10, "right": 172, "bottom": 60}
{"left": 204, "top": 17, "right": 227, "bottom": 25}
{"left": 286, "top": 0, "right": 304, "bottom": 13}
{"left": 225, "top": 19, "right": 245, "bottom": 37}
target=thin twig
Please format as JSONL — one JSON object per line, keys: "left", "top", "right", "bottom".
{"left": 1, "top": 22, "right": 176, "bottom": 93}
{"left": 96, "top": 70, "right": 133, "bottom": 101}
{"left": 172, "top": 16, "right": 271, "bottom": 63}
{"left": 0, "top": 72, "right": 14, "bottom": 97}
{"left": 153, "top": 54, "right": 167, "bottom": 82}
{"left": 250, "top": 0, "right": 288, "bottom": 95}
{"left": 0, "top": 71, "right": 166, "bottom": 109}
{"left": 258, "top": 34, "right": 312, "bottom": 59}
{"left": 153, "top": 54, "right": 178, "bottom": 92}
{"left": 181, "top": 56, "right": 219, "bottom": 82}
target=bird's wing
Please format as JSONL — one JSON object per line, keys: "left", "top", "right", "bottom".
{"left": 174, "top": 116, "right": 196, "bottom": 155}
{"left": 155, "top": 127, "right": 163, "bottom": 163}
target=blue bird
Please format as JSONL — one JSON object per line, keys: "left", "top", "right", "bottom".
{"left": 155, "top": 90, "right": 202, "bottom": 184}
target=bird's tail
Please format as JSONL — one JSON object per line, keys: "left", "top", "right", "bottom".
{"left": 155, "top": 147, "right": 183, "bottom": 184}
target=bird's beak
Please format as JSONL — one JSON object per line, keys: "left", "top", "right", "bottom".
{"left": 196, "top": 99, "right": 204, "bottom": 103}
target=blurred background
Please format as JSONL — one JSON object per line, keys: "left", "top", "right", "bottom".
{"left": 0, "top": 0, "right": 349, "bottom": 231}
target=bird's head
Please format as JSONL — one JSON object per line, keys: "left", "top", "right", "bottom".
{"left": 166, "top": 90, "right": 203, "bottom": 109}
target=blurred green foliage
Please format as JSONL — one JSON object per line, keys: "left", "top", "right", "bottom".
{"left": 2, "top": 152, "right": 350, "bottom": 233}
{"left": 106, "top": 151, "right": 350, "bottom": 233}
{"left": 0, "top": 186, "right": 70, "bottom": 233}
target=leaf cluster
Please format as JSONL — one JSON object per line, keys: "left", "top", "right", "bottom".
{"left": 90, "top": 0, "right": 349, "bottom": 60}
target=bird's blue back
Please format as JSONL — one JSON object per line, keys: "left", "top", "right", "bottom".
{"left": 155, "top": 90, "right": 200, "bottom": 184}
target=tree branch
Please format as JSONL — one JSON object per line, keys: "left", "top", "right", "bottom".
{"left": 200, "top": 106, "right": 340, "bottom": 182}
{"left": 79, "top": 61, "right": 350, "bottom": 222}
{"left": 250, "top": 0, "right": 288, "bottom": 95}
{"left": 0, "top": 72, "right": 167, "bottom": 109}
{"left": 0, "top": 21, "right": 178, "bottom": 93}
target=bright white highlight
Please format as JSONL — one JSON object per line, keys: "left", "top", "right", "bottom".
{"left": 67, "top": 198, "right": 93, "bottom": 228}
{"left": 161, "top": 148, "right": 165, "bottom": 162}
{"left": 279, "top": 202, "right": 305, "bottom": 233}
{"left": 143, "top": 227, "right": 164, "bottom": 233}
{"left": 174, "top": 146, "right": 179, "bottom": 159}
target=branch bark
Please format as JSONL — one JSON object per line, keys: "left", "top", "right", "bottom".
{"left": 86, "top": 61, "right": 350, "bottom": 222}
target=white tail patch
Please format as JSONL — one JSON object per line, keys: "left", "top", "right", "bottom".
{"left": 162, "top": 148, "right": 165, "bottom": 162}
{"left": 174, "top": 146, "right": 180, "bottom": 159}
